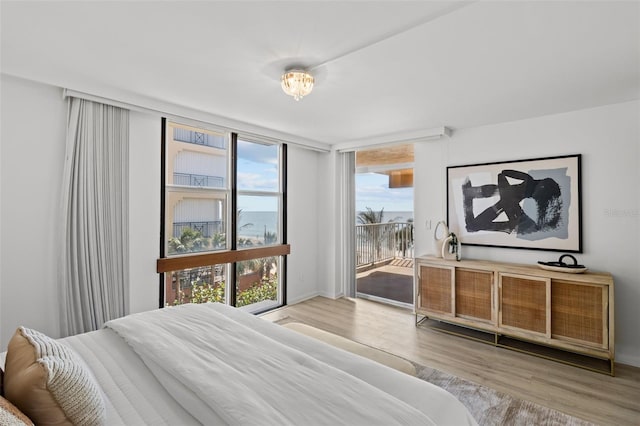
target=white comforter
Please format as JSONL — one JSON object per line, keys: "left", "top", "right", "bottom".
{"left": 103, "top": 303, "right": 476, "bottom": 426}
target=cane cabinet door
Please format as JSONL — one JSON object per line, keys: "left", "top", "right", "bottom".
{"left": 418, "top": 264, "right": 454, "bottom": 316}
{"left": 499, "top": 273, "right": 551, "bottom": 338}
{"left": 455, "top": 268, "right": 494, "bottom": 323}
{"left": 551, "top": 279, "right": 609, "bottom": 350}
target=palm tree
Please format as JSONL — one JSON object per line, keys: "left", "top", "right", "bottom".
{"left": 237, "top": 208, "right": 254, "bottom": 231}
{"left": 237, "top": 209, "right": 256, "bottom": 247}
{"left": 357, "top": 207, "right": 402, "bottom": 225}
{"left": 263, "top": 226, "right": 277, "bottom": 245}
{"left": 395, "top": 218, "right": 414, "bottom": 256}
{"left": 357, "top": 207, "right": 385, "bottom": 225}
{"left": 357, "top": 207, "right": 387, "bottom": 262}
{"left": 211, "top": 232, "right": 226, "bottom": 249}
{"left": 168, "top": 228, "right": 211, "bottom": 254}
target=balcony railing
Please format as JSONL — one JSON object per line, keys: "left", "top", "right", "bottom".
{"left": 174, "top": 128, "right": 225, "bottom": 149}
{"left": 173, "top": 221, "right": 224, "bottom": 238}
{"left": 356, "top": 222, "right": 414, "bottom": 267}
{"left": 173, "top": 172, "right": 224, "bottom": 188}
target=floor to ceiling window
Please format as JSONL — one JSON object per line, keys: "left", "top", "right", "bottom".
{"left": 157, "top": 120, "right": 288, "bottom": 313}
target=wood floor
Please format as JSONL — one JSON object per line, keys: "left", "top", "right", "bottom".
{"left": 262, "top": 296, "right": 640, "bottom": 426}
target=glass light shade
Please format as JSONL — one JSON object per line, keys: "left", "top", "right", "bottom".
{"left": 281, "top": 70, "right": 314, "bottom": 101}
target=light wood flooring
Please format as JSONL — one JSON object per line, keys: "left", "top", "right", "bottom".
{"left": 262, "top": 296, "right": 640, "bottom": 426}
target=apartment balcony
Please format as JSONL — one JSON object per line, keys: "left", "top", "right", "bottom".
{"left": 173, "top": 220, "right": 224, "bottom": 238}
{"left": 356, "top": 222, "right": 414, "bottom": 306}
{"left": 173, "top": 172, "right": 224, "bottom": 188}
{"left": 173, "top": 128, "right": 225, "bottom": 149}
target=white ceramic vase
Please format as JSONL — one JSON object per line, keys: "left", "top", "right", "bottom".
{"left": 433, "top": 221, "right": 449, "bottom": 258}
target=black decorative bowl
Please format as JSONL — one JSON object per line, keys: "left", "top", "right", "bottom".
{"left": 538, "top": 254, "right": 587, "bottom": 273}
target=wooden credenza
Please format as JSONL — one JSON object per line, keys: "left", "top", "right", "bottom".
{"left": 414, "top": 256, "right": 615, "bottom": 375}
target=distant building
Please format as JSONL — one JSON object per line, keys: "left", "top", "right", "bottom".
{"left": 165, "top": 122, "right": 228, "bottom": 304}
{"left": 165, "top": 121, "right": 227, "bottom": 246}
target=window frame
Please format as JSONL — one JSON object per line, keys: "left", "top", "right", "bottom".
{"left": 158, "top": 118, "right": 288, "bottom": 310}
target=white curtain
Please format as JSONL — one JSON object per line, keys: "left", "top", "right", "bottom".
{"left": 336, "top": 152, "right": 356, "bottom": 297}
{"left": 59, "top": 97, "right": 130, "bottom": 336}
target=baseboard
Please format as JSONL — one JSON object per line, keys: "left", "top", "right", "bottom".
{"left": 316, "top": 290, "right": 344, "bottom": 300}
{"left": 287, "top": 291, "right": 320, "bottom": 305}
{"left": 356, "top": 292, "right": 413, "bottom": 309}
{"left": 616, "top": 352, "right": 640, "bottom": 369}
{"left": 288, "top": 289, "right": 349, "bottom": 305}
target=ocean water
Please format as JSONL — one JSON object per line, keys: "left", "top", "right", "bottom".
{"left": 239, "top": 211, "right": 414, "bottom": 239}
{"left": 238, "top": 211, "right": 279, "bottom": 239}
{"left": 355, "top": 211, "right": 414, "bottom": 224}
{"left": 368, "top": 211, "right": 414, "bottom": 223}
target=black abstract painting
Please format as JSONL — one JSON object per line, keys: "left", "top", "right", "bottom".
{"left": 447, "top": 155, "right": 581, "bottom": 252}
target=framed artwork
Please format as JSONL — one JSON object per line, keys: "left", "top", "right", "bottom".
{"left": 447, "top": 154, "right": 582, "bottom": 252}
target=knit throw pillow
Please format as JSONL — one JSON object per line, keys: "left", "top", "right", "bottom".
{"left": 3, "top": 327, "right": 106, "bottom": 426}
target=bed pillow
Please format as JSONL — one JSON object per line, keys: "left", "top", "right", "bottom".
{"left": 0, "top": 396, "right": 33, "bottom": 426}
{"left": 3, "top": 327, "right": 106, "bottom": 426}
{"left": 1, "top": 365, "right": 4, "bottom": 395}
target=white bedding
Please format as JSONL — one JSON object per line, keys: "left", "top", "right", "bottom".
{"left": 59, "top": 303, "right": 476, "bottom": 425}
{"left": 61, "top": 328, "right": 200, "bottom": 425}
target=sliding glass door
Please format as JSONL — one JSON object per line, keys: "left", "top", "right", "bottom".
{"left": 354, "top": 144, "right": 415, "bottom": 307}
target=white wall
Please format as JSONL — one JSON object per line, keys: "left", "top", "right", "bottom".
{"left": 286, "top": 146, "right": 320, "bottom": 303}
{"left": 414, "top": 100, "right": 640, "bottom": 367}
{"left": 128, "top": 111, "right": 161, "bottom": 314}
{"left": 315, "top": 150, "right": 347, "bottom": 299}
{"left": 0, "top": 74, "right": 66, "bottom": 346}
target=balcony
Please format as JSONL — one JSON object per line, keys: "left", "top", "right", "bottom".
{"left": 173, "top": 172, "right": 224, "bottom": 188}
{"left": 173, "top": 221, "right": 224, "bottom": 238}
{"left": 173, "top": 128, "right": 225, "bottom": 149}
{"left": 356, "top": 222, "right": 414, "bottom": 306}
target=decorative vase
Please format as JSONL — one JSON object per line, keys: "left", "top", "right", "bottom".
{"left": 441, "top": 232, "right": 461, "bottom": 261}
{"left": 433, "top": 221, "right": 449, "bottom": 258}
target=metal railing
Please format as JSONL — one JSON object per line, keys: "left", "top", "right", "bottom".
{"left": 173, "top": 128, "right": 225, "bottom": 149}
{"left": 173, "top": 221, "right": 224, "bottom": 238}
{"left": 173, "top": 172, "right": 224, "bottom": 188}
{"left": 356, "top": 222, "right": 414, "bottom": 267}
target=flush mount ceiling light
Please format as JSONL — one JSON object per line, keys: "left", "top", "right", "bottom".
{"left": 281, "top": 69, "right": 314, "bottom": 101}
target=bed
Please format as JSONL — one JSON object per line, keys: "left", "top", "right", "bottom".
{"left": 1, "top": 302, "right": 477, "bottom": 425}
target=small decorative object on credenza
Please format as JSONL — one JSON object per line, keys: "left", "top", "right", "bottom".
{"left": 433, "top": 221, "right": 449, "bottom": 258}
{"left": 442, "top": 232, "right": 461, "bottom": 261}
{"left": 538, "top": 254, "right": 587, "bottom": 273}
{"left": 434, "top": 221, "right": 461, "bottom": 261}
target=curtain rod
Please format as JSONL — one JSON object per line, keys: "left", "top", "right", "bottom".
{"left": 334, "top": 126, "right": 452, "bottom": 153}
{"left": 62, "top": 88, "right": 331, "bottom": 153}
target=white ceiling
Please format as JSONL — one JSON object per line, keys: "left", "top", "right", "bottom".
{"left": 1, "top": 1, "right": 639, "bottom": 147}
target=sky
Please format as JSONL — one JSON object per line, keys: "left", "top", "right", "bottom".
{"left": 236, "top": 140, "right": 280, "bottom": 211}
{"left": 356, "top": 173, "right": 413, "bottom": 213}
